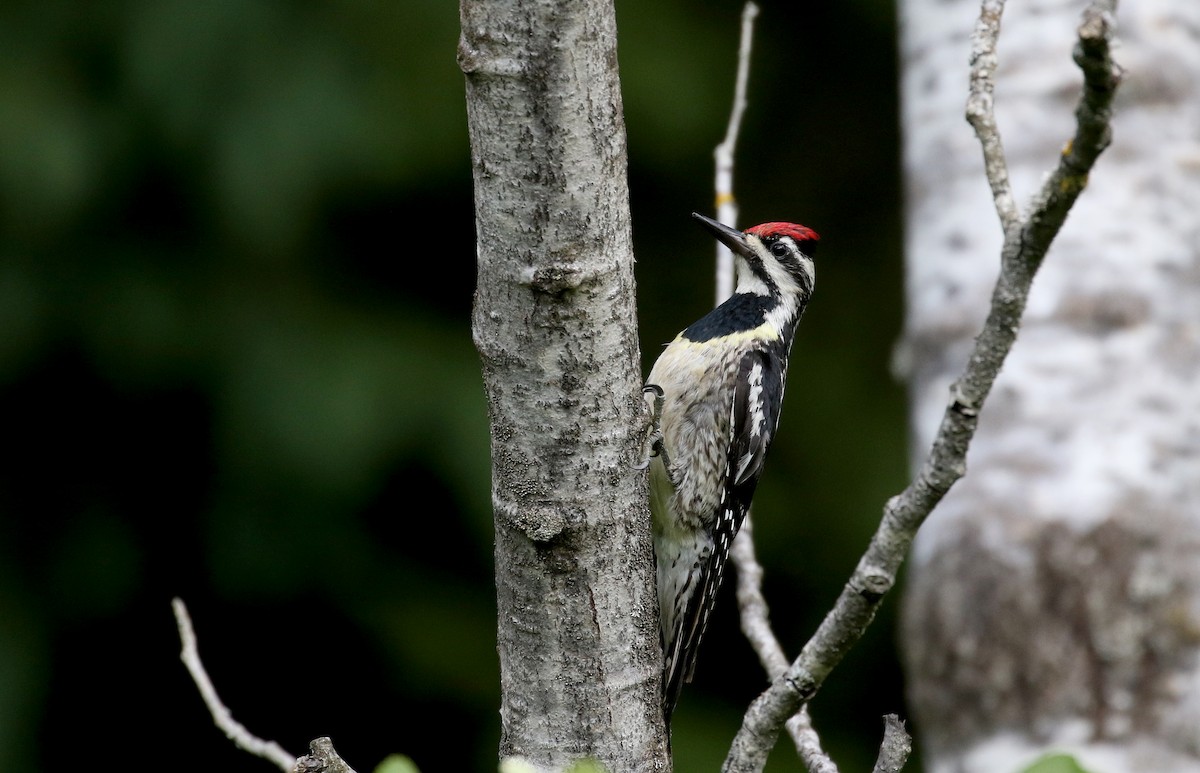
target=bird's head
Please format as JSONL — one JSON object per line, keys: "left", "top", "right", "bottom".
{"left": 692, "top": 212, "right": 819, "bottom": 301}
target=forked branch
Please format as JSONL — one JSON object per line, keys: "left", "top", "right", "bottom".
{"left": 722, "top": 2, "right": 1121, "bottom": 770}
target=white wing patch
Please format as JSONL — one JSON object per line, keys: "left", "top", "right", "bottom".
{"left": 734, "top": 360, "right": 766, "bottom": 484}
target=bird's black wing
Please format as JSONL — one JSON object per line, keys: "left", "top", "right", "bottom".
{"left": 730, "top": 348, "right": 783, "bottom": 489}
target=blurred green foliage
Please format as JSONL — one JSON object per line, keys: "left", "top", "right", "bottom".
{"left": 0, "top": 0, "right": 908, "bottom": 771}
{"left": 1022, "top": 753, "right": 1093, "bottom": 773}
{"left": 377, "top": 752, "right": 422, "bottom": 773}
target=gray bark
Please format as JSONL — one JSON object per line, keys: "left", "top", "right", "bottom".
{"left": 459, "top": 0, "right": 667, "bottom": 770}
{"left": 898, "top": 1, "right": 1200, "bottom": 770}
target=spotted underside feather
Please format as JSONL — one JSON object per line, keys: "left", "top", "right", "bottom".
{"left": 661, "top": 348, "right": 786, "bottom": 714}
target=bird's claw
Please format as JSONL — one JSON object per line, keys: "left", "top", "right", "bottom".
{"left": 633, "top": 384, "right": 667, "bottom": 470}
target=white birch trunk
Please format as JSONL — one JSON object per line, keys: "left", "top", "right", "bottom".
{"left": 898, "top": 1, "right": 1200, "bottom": 771}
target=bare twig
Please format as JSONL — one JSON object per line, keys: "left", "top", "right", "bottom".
{"left": 713, "top": 1, "right": 760, "bottom": 302}
{"left": 713, "top": 6, "right": 840, "bottom": 771}
{"left": 722, "top": 3, "right": 1121, "bottom": 770}
{"left": 731, "top": 524, "right": 787, "bottom": 676}
{"left": 966, "top": 0, "right": 1018, "bottom": 230}
{"left": 732, "top": 524, "right": 838, "bottom": 773}
{"left": 172, "top": 598, "right": 297, "bottom": 772}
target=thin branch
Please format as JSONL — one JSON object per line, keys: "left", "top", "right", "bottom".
{"left": 713, "top": 1, "right": 760, "bottom": 302}
{"left": 172, "top": 598, "right": 297, "bottom": 773}
{"left": 732, "top": 524, "right": 838, "bottom": 773}
{"left": 713, "top": 6, "right": 841, "bottom": 771}
{"left": 737, "top": 524, "right": 911, "bottom": 773}
{"left": 966, "top": 0, "right": 1018, "bottom": 230}
{"left": 731, "top": 524, "right": 788, "bottom": 676}
{"left": 1028, "top": 0, "right": 1120, "bottom": 246}
{"left": 722, "top": 3, "right": 1121, "bottom": 770}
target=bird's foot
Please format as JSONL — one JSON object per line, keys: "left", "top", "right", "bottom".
{"left": 633, "top": 385, "right": 667, "bottom": 470}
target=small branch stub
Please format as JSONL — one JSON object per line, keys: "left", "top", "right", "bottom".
{"left": 872, "top": 715, "right": 912, "bottom": 773}
{"left": 294, "top": 738, "right": 359, "bottom": 773}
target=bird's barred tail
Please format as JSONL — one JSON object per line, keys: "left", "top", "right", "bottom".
{"left": 661, "top": 498, "right": 748, "bottom": 721}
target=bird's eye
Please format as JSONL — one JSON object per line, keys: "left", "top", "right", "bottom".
{"left": 770, "top": 242, "right": 789, "bottom": 258}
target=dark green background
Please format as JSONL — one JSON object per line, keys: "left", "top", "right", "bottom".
{"left": 0, "top": 0, "right": 910, "bottom": 770}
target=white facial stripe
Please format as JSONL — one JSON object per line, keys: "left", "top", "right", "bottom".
{"left": 734, "top": 235, "right": 815, "bottom": 300}
{"left": 760, "top": 236, "right": 813, "bottom": 297}
{"left": 765, "top": 300, "right": 798, "bottom": 334}
{"left": 734, "top": 255, "right": 772, "bottom": 296}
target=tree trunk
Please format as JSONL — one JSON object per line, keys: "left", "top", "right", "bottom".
{"left": 898, "top": 0, "right": 1200, "bottom": 770}
{"left": 459, "top": 0, "right": 667, "bottom": 770}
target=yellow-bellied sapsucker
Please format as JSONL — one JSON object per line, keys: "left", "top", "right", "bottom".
{"left": 642, "top": 212, "right": 819, "bottom": 719}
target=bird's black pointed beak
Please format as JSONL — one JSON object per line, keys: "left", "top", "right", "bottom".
{"left": 692, "top": 212, "right": 755, "bottom": 258}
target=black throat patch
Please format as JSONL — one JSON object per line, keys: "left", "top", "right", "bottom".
{"left": 681, "top": 293, "right": 775, "bottom": 343}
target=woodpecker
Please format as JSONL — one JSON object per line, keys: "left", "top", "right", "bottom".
{"left": 641, "top": 211, "right": 819, "bottom": 720}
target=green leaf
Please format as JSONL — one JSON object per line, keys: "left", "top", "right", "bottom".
{"left": 1021, "top": 752, "right": 1093, "bottom": 773}
{"left": 374, "top": 753, "right": 421, "bottom": 773}
{"left": 565, "top": 761, "right": 610, "bottom": 773}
